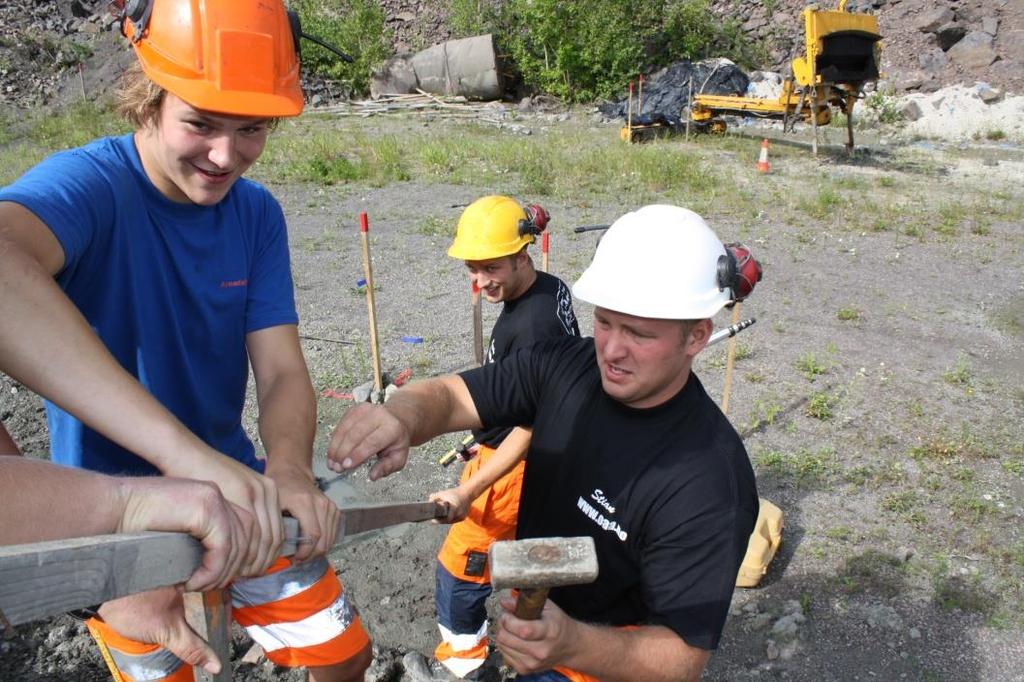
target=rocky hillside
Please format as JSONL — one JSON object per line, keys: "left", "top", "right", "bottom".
{"left": 0, "top": 0, "right": 1019, "bottom": 111}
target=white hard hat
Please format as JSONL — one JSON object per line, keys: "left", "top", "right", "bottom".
{"left": 572, "top": 205, "right": 731, "bottom": 320}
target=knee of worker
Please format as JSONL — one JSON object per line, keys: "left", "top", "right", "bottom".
{"left": 231, "top": 556, "right": 372, "bottom": 669}
{"left": 85, "top": 617, "right": 194, "bottom": 682}
{"left": 435, "top": 562, "right": 491, "bottom": 634}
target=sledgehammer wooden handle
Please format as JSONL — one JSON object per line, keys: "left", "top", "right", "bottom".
{"left": 513, "top": 587, "right": 551, "bottom": 620}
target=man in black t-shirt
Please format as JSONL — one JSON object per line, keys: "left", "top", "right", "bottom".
{"left": 426, "top": 195, "right": 579, "bottom": 679}
{"left": 328, "top": 205, "right": 758, "bottom": 682}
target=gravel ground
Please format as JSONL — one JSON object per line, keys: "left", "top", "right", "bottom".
{"left": 1, "top": 117, "right": 1022, "bottom": 681}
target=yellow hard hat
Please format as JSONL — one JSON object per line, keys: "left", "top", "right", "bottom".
{"left": 447, "top": 196, "right": 534, "bottom": 261}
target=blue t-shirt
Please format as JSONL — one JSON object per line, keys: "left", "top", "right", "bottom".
{"left": 0, "top": 134, "right": 298, "bottom": 475}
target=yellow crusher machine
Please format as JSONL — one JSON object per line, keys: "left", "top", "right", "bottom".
{"left": 691, "top": 0, "right": 881, "bottom": 152}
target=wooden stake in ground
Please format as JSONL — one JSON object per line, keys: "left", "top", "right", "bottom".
{"left": 685, "top": 78, "right": 693, "bottom": 141}
{"left": 626, "top": 81, "right": 633, "bottom": 137}
{"left": 472, "top": 281, "right": 484, "bottom": 366}
{"left": 359, "top": 212, "right": 383, "bottom": 395}
{"left": 720, "top": 303, "right": 742, "bottom": 416}
{"left": 541, "top": 231, "right": 549, "bottom": 273}
{"left": 810, "top": 86, "right": 820, "bottom": 157}
{"left": 184, "top": 590, "right": 232, "bottom": 682}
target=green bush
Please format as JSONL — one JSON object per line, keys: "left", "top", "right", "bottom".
{"left": 493, "top": 0, "right": 763, "bottom": 102}
{"left": 292, "top": 0, "right": 390, "bottom": 96}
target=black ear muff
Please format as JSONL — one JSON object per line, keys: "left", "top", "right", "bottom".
{"left": 120, "top": 0, "right": 154, "bottom": 42}
{"left": 286, "top": 10, "right": 303, "bottom": 58}
{"left": 717, "top": 251, "right": 737, "bottom": 294}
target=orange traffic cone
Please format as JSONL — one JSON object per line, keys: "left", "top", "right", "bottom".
{"left": 757, "top": 138, "right": 770, "bottom": 174}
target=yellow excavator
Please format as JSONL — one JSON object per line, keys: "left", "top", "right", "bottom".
{"left": 690, "top": 0, "right": 881, "bottom": 152}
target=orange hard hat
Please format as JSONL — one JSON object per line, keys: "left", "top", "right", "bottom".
{"left": 121, "top": 0, "right": 304, "bottom": 117}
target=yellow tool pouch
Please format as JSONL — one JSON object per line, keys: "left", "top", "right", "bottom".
{"left": 735, "top": 498, "right": 784, "bottom": 588}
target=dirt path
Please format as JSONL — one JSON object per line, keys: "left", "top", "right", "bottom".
{"left": 1, "top": 120, "right": 1022, "bottom": 681}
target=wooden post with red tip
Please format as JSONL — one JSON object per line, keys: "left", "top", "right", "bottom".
{"left": 541, "top": 232, "right": 549, "bottom": 273}
{"left": 359, "top": 212, "right": 383, "bottom": 395}
{"left": 471, "top": 281, "right": 484, "bottom": 366}
{"left": 626, "top": 81, "right": 634, "bottom": 136}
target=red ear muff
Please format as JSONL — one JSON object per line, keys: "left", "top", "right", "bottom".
{"left": 518, "top": 204, "right": 550, "bottom": 237}
{"left": 719, "top": 243, "right": 762, "bottom": 304}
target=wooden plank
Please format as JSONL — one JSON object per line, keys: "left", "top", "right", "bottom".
{"left": 0, "top": 532, "right": 201, "bottom": 626}
{"left": 184, "top": 590, "right": 232, "bottom": 682}
{"left": 0, "top": 503, "right": 444, "bottom": 626}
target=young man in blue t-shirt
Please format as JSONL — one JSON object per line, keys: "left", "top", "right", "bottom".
{"left": 0, "top": 2, "right": 369, "bottom": 680}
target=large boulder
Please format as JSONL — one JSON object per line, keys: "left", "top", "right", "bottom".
{"left": 935, "top": 22, "right": 967, "bottom": 51}
{"left": 598, "top": 59, "right": 750, "bottom": 121}
{"left": 918, "top": 48, "right": 949, "bottom": 76}
{"left": 916, "top": 7, "right": 954, "bottom": 33}
{"left": 947, "top": 31, "right": 998, "bottom": 69}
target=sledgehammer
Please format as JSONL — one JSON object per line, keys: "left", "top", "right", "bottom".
{"left": 489, "top": 537, "right": 598, "bottom": 620}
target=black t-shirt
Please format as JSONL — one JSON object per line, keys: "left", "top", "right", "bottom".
{"left": 473, "top": 270, "right": 580, "bottom": 447}
{"left": 460, "top": 336, "right": 758, "bottom": 650}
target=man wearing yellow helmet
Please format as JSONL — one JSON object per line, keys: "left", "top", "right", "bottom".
{"left": 413, "top": 195, "right": 579, "bottom": 680}
{"left": 0, "top": 2, "right": 369, "bottom": 680}
{"left": 327, "top": 205, "right": 758, "bottom": 682}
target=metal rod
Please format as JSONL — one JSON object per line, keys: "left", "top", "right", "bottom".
{"left": 708, "top": 317, "right": 756, "bottom": 347}
{"left": 573, "top": 224, "right": 611, "bottom": 233}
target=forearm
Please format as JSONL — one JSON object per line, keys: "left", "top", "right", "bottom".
{"left": 0, "top": 241, "right": 209, "bottom": 472}
{"left": 257, "top": 369, "right": 316, "bottom": 477}
{"left": 563, "top": 623, "right": 709, "bottom": 682}
{"left": 0, "top": 457, "right": 127, "bottom": 542}
{"left": 386, "top": 376, "right": 482, "bottom": 446}
{"left": 459, "top": 426, "right": 530, "bottom": 500}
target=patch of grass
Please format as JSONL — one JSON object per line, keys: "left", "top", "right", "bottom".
{"left": 985, "top": 129, "right": 1006, "bottom": 141}
{"left": 837, "top": 550, "right": 906, "bottom": 597}
{"left": 806, "top": 391, "right": 834, "bottom": 420}
{"left": 908, "top": 435, "right": 967, "bottom": 463}
{"left": 941, "top": 352, "right": 972, "bottom": 387}
{"left": 825, "top": 525, "right": 855, "bottom": 542}
{"left": 799, "top": 185, "right": 845, "bottom": 220}
{"left": 843, "top": 465, "right": 873, "bottom": 487}
{"left": 933, "top": 574, "right": 999, "bottom": 615}
{"left": 950, "top": 467, "right": 975, "bottom": 483}
{"left": 934, "top": 202, "right": 965, "bottom": 236}
{"left": 417, "top": 216, "right": 453, "bottom": 237}
{"left": 705, "top": 342, "right": 753, "bottom": 368}
{"left": 301, "top": 228, "right": 338, "bottom": 252}
{"left": 795, "top": 352, "right": 828, "bottom": 381}
{"left": 881, "top": 490, "right": 917, "bottom": 514}
{"left": 28, "top": 100, "right": 125, "bottom": 149}
{"left": 755, "top": 449, "right": 785, "bottom": 469}
{"left": 1010, "top": 541, "right": 1024, "bottom": 569}
{"left": 746, "top": 398, "right": 782, "bottom": 430}
{"left": 836, "top": 307, "right": 860, "bottom": 321}
{"left": 950, "top": 493, "right": 992, "bottom": 523}
{"left": 755, "top": 447, "right": 837, "bottom": 489}
{"left": 410, "top": 351, "right": 434, "bottom": 374}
